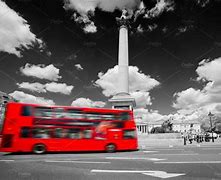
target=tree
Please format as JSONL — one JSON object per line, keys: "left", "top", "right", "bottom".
{"left": 200, "top": 122, "right": 210, "bottom": 132}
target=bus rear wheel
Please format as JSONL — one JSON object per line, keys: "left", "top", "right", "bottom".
{"left": 33, "top": 144, "right": 46, "bottom": 154}
{"left": 105, "top": 143, "right": 116, "bottom": 153}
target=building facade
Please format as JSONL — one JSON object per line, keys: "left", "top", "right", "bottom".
{"left": 136, "top": 119, "right": 201, "bottom": 134}
{"left": 172, "top": 121, "right": 201, "bottom": 133}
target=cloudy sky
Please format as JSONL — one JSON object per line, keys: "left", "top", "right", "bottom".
{"left": 0, "top": 0, "right": 221, "bottom": 123}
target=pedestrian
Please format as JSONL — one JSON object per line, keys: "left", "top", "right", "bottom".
{"left": 188, "top": 133, "right": 193, "bottom": 144}
{"left": 196, "top": 134, "right": 199, "bottom": 143}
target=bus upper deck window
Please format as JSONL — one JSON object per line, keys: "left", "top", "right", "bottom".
{"left": 101, "top": 114, "right": 116, "bottom": 120}
{"left": 85, "top": 112, "right": 101, "bottom": 120}
{"left": 66, "top": 109, "right": 84, "bottom": 119}
{"left": 34, "top": 107, "right": 53, "bottom": 118}
{"left": 21, "top": 106, "right": 32, "bottom": 116}
{"left": 120, "top": 112, "right": 131, "bottom": 121}
{"left": 54, "top": 108, "right": 66, "bottom": 118}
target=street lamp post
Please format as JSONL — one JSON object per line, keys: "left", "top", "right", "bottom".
{"left": 208, "top": 112, "right": 214, "bottom": 142}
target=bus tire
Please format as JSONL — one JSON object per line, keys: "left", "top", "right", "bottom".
{"left": 33, "top": 144, "right": 46, "bottom": 154}
{"left": 105, "top": 143, "right": 116, "bottom": 153}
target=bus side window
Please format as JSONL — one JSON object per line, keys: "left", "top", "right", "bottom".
{"left": 54, "top": 128, "right": 68, "bottom": 138}
{"left": 20, "top": 127, "right": 30, "bottom": 138}
{"left": 68, "top": 129, "right": 81, "bottom": 139}
{"left": 21, "top": 106, "right": 32, "bottom": 116}
{"left": 83, "top": 129, "right": 92, "bottom": 139}
{"left": 33, "top": 128, "right": 50, "bottom": 138}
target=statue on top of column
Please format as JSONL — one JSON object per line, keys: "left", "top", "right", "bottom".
{"left": 121, "top": 8, "right": 129, "bottom": 20}
{"left": 116, "top": 8, "right": 130, "bottom": 27}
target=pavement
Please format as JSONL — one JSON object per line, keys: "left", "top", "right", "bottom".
{"left": 138, "top": 136, "right": 221, "bottom": 148}
{"left": 1, "top": 141, "right": 221, "bottom": 180}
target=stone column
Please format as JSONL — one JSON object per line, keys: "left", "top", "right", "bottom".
{"left": 118, "top": 24, "right": 129, "bottom": 94}
{"left": 108, "top": 10, "right": 136, "bottom": 110}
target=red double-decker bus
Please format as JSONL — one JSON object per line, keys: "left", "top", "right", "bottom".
{"left": 0, "top": 102, "right": 138, "bottom": 154}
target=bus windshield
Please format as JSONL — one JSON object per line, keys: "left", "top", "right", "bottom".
{"left": 0, "top": 105, "right": 6, "bottom": 134}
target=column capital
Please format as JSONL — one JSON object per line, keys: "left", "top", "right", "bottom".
{"left": 116, "top": 17, "right": 130, "bottom": 28}
{"left": 116, "top": 8, "right": 130, "bottom": 28}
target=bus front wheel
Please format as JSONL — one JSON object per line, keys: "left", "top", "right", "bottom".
{"left": 105, "top": 143, "right": 116, "bottom": 153}
{"left": 33, "top": 144, "right": 46, "bottom": 154}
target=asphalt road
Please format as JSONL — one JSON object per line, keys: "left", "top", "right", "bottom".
{"left": 0, "top": 144, "right": 221, "bottom": 180}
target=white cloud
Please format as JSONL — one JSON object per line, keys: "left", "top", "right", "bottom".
{"left": 173, "top": 88, "right": 209, "bottom": 110}
{"left": 0, "top": 1, "right": 43, "bottom": 57}
{"left": 134, "top": 60, "right": 221, "bottom": 125}
{"left": 64, "top": 0, "right": 140, "bottom": 33}
{"left": 72, "top": 13, "right": 97, "bottom": 33}
{"left": 75, "top": 64, "right": 83, "bottom": 70}
{"left": 71, "top": 98, "right": 105, "bottom": 107}
{"left": 173, "top": 57, "right": 221, "bottom": 117}
{"left": 196, "top": 0, "right": 210, "bottom": 7}
{"left": 9, "top": 91, "right": 55, "bottom": 105}
{"left": 136, "top": 25, "right": 144, "bottom": 33}
{"left": 64, "top": 0, "right": 140, "bottom": 14}
{"left": 20, "top": 64, "right": 62, "bottom": 81}
{"left": 196, "top": 58, "right": 221, "bottom": 83}
{"left": 64, "top": 0, "right": 97, "bottom": 14}
{"left": 145, "top": 0, "right": 174, "bottom": 19}
{"left": 95, "top": 65, "right": 160, "bottom": 108}
{"left": 134, "top": 108, "right": 204, "bottom": 125}
{"left": 147, "top": 24, "right": 158, "bottom": 32}
{"left": 17, "top": 82, "right": 46, "bottom": 93}
{"left": 83, "top": 21, "right": 97, "bottom": 33}
{"left": 131, "top": 91, "right": 152, "bottom": 108}
{"left": 45, "top": 82, "right": 74, "bottom": 95}
{"left": 64, "top": 0, "right": 175, "bottom": 34}
{"left": 17, "top": 82, "right": 74, "bottom": 95}
{"left": 134, "top": 108, "right": 165, "bottom": 123}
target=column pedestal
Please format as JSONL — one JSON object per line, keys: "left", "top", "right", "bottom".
{"left": 109, "top": 92, "right": 135, "bottom": 110}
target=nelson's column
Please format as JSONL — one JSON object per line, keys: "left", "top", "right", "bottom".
{"left": 109, "top": 9, "right": 136, "bottom": 110}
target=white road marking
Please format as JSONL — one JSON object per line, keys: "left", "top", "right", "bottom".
{"left": 142, "top": 151, "right": 158, "bottom": 153}
{"left": 142, "top": 171, "right": 186, "bottom": 179}
{"left": 148, "top": 148, "right": 184, "bottom": 151}
{"left": 203, "top": 147, "right": 221, "bottom": 150}
{"left": 45, "top": 160, "right": 111, "bottom": 164}
{"left": 155, "top": 161, "right": 221, "bottom": 164}
{"left": 152, "top": 153, "right": 198, "bottom": 156}
{"left": 91, "top": 169, "right": 185, "bottom": 179}
{"left": 105, "top": 157, "right": 166, "bottom": 161}
{"left": 0, "top": 160, "right": 14, "bottom": 162}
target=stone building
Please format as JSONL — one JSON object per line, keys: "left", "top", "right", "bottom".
{"left": 172, "top": 120, "right": 201, "bottom": 134}
{"left": 136, "top": 117, "right": 201, "bottom": 134}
